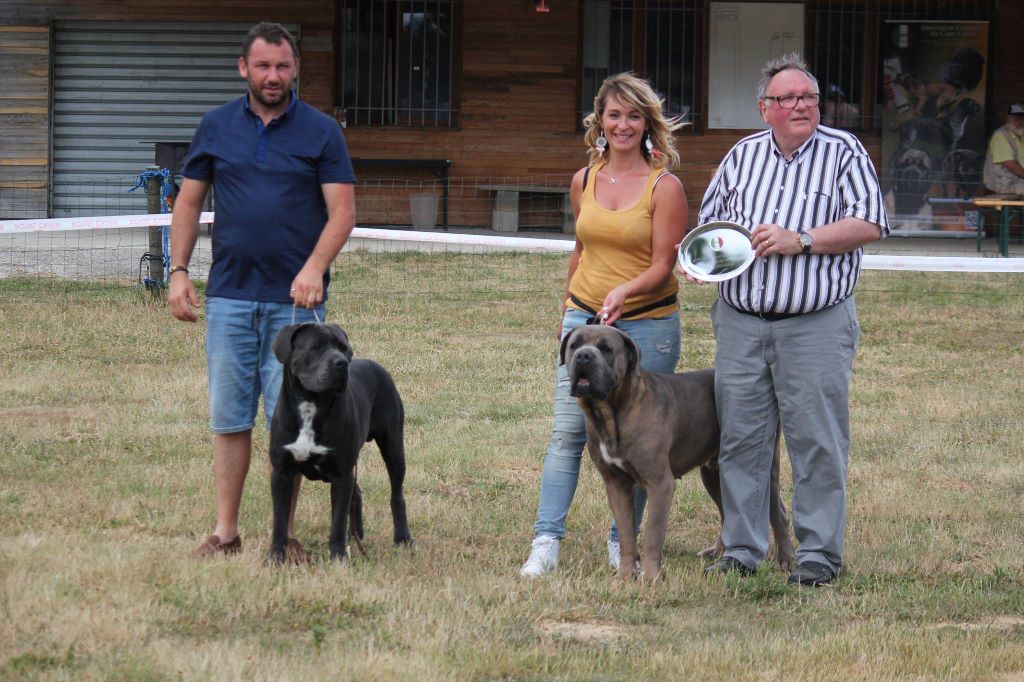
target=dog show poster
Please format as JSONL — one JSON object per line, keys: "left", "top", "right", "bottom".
{"left": 880, "top": 20, "right": 988, "bottom": 231}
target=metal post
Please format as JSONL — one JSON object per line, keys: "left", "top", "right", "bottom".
{"left": 1001, "top": 206, "right": 1010, "bottom": 258}
{"left": 145, "top": 165, "right": 164, "bottom": 285}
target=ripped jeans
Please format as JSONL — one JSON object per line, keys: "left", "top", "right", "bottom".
{"left": 532, "top": 307, "right": 681, "bottom": 541}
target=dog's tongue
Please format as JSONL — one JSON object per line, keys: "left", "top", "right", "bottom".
{"left": 570, "top": 377, "right": 591, "bottom": 396}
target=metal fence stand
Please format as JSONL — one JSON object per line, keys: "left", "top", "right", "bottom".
{"left": 128, "top": 166, "right": 174, "bottom": 299}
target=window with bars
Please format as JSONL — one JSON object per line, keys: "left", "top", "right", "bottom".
{"left": 580, "top": 0, "right": 703, "bottom": 129}
{"left": 337, "top": 0, "right": 460, "bottom": 127}
{"left": 809, "top": 0, "right": 995, "bottom": 130}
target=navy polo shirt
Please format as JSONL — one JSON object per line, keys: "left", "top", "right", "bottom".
{"left": 181, "top": 92, "right": 356, "bottom": 302}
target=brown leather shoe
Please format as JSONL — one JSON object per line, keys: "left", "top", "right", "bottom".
{"left": 286, "top": 538, "right": 313, "bottom": 565}
{"left": 193, "top": 534, "right": 242, "bottom": 558}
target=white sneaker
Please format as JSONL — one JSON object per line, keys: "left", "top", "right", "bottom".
{"left": 520, "top": 535, "right": 560, "bottom": 577}
{"left": 607, "top": 538, "right": 620, "bottom": 571}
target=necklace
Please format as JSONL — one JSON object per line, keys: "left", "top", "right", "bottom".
{"left": 604, "top": 163, "right": 644, "bottom": 184}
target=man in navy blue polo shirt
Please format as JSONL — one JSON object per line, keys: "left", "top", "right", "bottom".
{"left": 168, "top": 22, "right": 356, "bottom": 559}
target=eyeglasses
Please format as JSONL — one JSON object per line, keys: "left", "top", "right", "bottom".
{"left": 762, "top": 93, "right": 821, "bottom": 109}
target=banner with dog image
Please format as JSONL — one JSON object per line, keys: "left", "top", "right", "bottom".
{"left": 880, "top": 20, "right": 988, "bottom": 231}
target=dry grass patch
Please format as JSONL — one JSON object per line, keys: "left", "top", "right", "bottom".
{"left": 2, "top": 259, "right": 1024, "bottom": 679}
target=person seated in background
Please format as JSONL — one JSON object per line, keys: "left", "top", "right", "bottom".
{"left": 983, "top": 103, "right": 1024, "bottom": 196}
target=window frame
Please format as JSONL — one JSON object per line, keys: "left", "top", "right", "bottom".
{"left": 336, "top": 0, "right": 463, "bottom": 129}
{"left": 577, "top": 0, "right": 705, "bottom": 133}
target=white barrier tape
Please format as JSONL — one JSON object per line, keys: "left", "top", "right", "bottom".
{"left": 2, "top": 212, "right": 1023, "bottom": 272}
{"left": 0, "top": 212, "right": 215, "bottom": 234}
{"left": 862, "top": 255, "right": 1024, "bottom": 273}
{"left": 0, "top": 212, "right": 575, "bottom": 253}
{"left": 351, "top": 226, "right": 575, "bottom": 253}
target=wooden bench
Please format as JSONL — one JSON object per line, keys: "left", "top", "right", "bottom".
{"left": 973, "top": 193, "right": 1024, "bottom": 257}
{"left": 353, "top": 158, "right": 452, "bottom": 229}
{"left": 479, "top": 184, "right": 573, "bottom": 234}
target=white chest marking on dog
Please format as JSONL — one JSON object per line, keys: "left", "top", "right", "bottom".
{"left": 285, "top": 401, "right": 330, "bottom": 462}
{"left": 599, "top": 441, "right": 626, "bottom": 470}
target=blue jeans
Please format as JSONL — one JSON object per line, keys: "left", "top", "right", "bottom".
{"left": 533, "top": 307, "right": 681, "bottom": 540}
{"left": 205, "top": 297, "right": 326, "bottom": 434}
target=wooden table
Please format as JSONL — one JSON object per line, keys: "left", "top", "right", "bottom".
{"left": 973, "top": 194, "right": 1024, "bottom": 257}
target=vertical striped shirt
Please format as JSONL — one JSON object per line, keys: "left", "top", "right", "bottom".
{"left": 698, "top": 125, "right": 889, "bottom": 315}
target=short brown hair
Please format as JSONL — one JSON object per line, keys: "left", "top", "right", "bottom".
{"left": 242, "top": 22, "right": 298, "bottom": 60}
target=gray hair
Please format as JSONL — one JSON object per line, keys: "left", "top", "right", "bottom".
{"left": 756, "top": 53, "right": 819, "bottom": 99}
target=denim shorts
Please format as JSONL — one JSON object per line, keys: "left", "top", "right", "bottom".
{"left": 205, "top": 297, "right": 326, "bottom": 434}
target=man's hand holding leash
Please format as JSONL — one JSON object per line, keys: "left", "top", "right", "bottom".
{"left": 289, "top": 264, "right": 325, "bottom": 309}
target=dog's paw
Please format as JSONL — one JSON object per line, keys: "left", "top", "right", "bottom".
{"left": 773, "top": 549, "right": 796, "bottom": 572}
{"left": 614, "top": 560, "right": 642, "bottom": 582}
{"left": 266, "top": 548, "right": 287, "bottom": 566}
{"left": 697, "top": 537, "right": 724, "bottom": 559}
{"left": 329, "top": 544, "right": 350, "bottom": 565}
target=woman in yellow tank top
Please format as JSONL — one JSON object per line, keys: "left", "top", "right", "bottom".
{"left": 521, "top": 73, "right": 689, "bottom": 578}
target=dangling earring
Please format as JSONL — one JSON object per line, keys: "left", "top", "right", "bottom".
{"left": 644, "top": 132, "right": 661, "bottom": 159}
{"left": 596, "top": 131, "right": 607, "bottom": 156}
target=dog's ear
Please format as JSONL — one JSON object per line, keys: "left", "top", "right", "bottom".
{"left": 324, "top": 324, "right": 353, "bottom": 361}
{"left": 618, "top": 328, "right": 642, "bottom": 375}
{"left": 558, "top": 326, "right": 578, "bottom": 367}
{"left": 272, "top": 324, "right": 301, "bottom": 364}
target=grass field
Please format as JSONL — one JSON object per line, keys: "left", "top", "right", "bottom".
{"left": 2, "top": 251, "right": 1024, "bottom": 680}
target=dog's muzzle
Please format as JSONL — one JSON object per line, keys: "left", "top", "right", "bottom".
{"left": 301, "top": 356, "right": 349, "bottom": 393}
{"left": 569, "top": 349, "right": 605, "bottom": 398}
{"left": 324, "top": 357, "right": 350, "bottom": 389}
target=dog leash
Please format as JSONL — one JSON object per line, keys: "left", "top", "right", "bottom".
{"left": 290, "top": 304, "right": 323, "bottom": 325}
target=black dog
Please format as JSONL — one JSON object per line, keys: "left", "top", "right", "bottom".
{"left": 268, "top": 323, "right": 412, "bottom": 563}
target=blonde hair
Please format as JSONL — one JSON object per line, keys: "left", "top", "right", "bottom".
{"left": 582, "top": 72, "right": 687, "bottom": 169}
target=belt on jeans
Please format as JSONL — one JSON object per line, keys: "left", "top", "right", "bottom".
{"left": 569, "top": 293, "right": 678, "bottom": 321}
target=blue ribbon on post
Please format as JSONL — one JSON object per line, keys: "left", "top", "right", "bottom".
{"left": 129, "top": 168, "right": 175, "bottom": 285}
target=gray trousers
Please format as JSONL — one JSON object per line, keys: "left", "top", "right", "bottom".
{"left": 711, "top": 297, "right": 860, "bottom": 574}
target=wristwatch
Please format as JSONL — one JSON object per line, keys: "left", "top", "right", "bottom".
{"left": 797, "top": 230, "right": 813, "bottom": 254}
{"left": 168, "top": 265, "right": 190, "bottom": 277}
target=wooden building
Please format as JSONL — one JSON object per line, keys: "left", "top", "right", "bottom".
{"left": 1, "top": 0, "right": 1021, "bottom": 229}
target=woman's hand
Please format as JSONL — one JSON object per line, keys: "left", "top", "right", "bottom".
{"left": 599, "top": 285, "right": 629, "bottom": 325}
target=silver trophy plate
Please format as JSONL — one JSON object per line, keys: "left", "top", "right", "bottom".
{"left": 677, "top": 221, "right": 755, "bottom": 282}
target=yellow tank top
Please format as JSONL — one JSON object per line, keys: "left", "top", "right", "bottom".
{"left": 567, "top": 163, "right": 679, "bottom": 319}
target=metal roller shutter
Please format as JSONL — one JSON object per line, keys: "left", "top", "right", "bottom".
{"left": 51, "top": 21, "right": 298, "bottom": 217}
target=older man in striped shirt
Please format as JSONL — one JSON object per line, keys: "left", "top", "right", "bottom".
{"left": 699, "top": 54, "right": 889, "bottom": 586}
